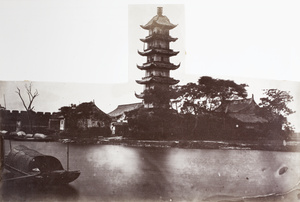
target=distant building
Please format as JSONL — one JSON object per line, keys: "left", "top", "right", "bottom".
{"left": 215, "top": 95, "right": 268, "bottom": 132}
{"left": 48, "top": 113, "right": 65, "bottom": 131}
{"left": 0, "top": 101, "right": 111, "bottom": 136}
{"left": 71, "top": 101, "right": 111, "bottom": 130}
{"left": 135, "top": 7, "right": 180, "bottom": 108}
{"left": 109, "top": 103, "right": 143, "bottom": 122}
{"left": 108, "top": 103, "right": 143, "bottom": 135}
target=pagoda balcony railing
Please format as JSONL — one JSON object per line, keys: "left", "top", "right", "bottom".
{"left": 142, "top": 61, "right": 173, "bottom": 66}
{"left": 141, "top": 75, "right": 170, "bottom": 80}
{"left": 144, "top": 47, "right": 173, "bottom": 51}
{"left": 147, "top": 32, "right": 168, "bottom": 38}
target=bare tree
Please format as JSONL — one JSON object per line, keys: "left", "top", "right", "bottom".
{"left": 16, "top": 83, "right": 39, "bottom": 133}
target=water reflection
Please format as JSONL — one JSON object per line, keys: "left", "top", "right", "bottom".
{"left": 167, "top": 148, "right": 300, "bottom": 200}
{"left": 87, "top": 145, "right": 140, "bottom": 175}
{"left": 1, "top": 181, "right": 79, "bottom": 201}
{"left": 2, "top": 141, "right": 300, "bottom": 201}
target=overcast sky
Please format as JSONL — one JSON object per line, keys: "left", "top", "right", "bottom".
{"left": 0, "top": 1, "right": 299, "bottom": 131}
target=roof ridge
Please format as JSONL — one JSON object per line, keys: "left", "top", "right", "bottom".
{"left": 117, "top": 102, "right": 142, "bottom": 107}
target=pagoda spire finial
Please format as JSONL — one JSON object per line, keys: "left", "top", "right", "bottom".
{"left": 157, "top": 7, "right": 163, "bottom": 16}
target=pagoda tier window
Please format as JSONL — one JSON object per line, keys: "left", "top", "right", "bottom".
{"left": 163, "top": 57, "right": 169, "bottom": 62}
{"left": 146, "top": 56, "right": 155, "bottom": 62}
{"left": 153, "top": 54, "right": 161, "bottom": 62}
{"left": 162, "top": 42, "right": 169, "bottom": 49}
{"left": 156, "top": 40, "right": 168, "bottom": 49}
{"left": 147, "top": 40, "right": 169, "bottom": 50}
{"left": 152, "top": 27, "right": 162, "bottom": 35}
{"left": 146, "top": 69, "right": 169, "bottom": 77}
{"left": 145, "top": 85, "right": 155, "bottom": 90}
{"left": 151, "top": 27, "right": 169, "bottom": 35}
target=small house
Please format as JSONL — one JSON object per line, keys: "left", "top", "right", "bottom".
{"left": 74, "top": 101, "right": 111, "bottom": 130}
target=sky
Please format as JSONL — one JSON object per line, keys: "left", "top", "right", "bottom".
{"left": 0, "top": 1, "right": 300, "bottom": 131}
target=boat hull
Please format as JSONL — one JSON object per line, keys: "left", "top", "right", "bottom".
{"left": 4, "top": 165, "right": 80, "bottom": 184}
{"left": 35, "top": 170, "right": 81, "bottom": 184}
{"left": 3, "top": 145, "right": 80, "bottom": 184}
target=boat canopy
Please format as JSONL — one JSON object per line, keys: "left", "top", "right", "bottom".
{"left": 5, "top": 145, "right": 64, "bottom": 173}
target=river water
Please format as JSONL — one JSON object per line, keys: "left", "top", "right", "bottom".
{"left": 1, "top": 140, "right": 300, "bottom": 202}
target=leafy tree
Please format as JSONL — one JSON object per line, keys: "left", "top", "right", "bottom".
{"left": 175, "top": 76, "right": 248, "bottom": 135}
{"left": 143, "top": 85, "right": 179, "bottom": 108}
{"left": 126, "top": 108, "right": 182, "bottom": 140}
{"left": 15, "top": 82, "right": 39, "bottom": 133}
{"left": 177, "top": 76, "right": 248, "bottom": 114}
{"left": 259, "top": 89, "right": 294, "bottom": 117}
{"left": 259, "top": 89, "right": 295, "bottom": 136}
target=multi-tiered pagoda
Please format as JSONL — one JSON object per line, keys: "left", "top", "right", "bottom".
{"left": 135, "top": 7, "right": 180, "bottom": 108}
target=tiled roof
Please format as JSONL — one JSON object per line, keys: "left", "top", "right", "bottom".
{"left": 141, "top": 15, "right": 176, "bottom": 30}
{"left": 137, "top": 62, "right": 180, "bottom": 70}
{"left": 141, "top": 35, "right": 178, "bottom": 42}
{"left": 138, "top": 49, "right": 179, "bottom": 56}
{"left": 108, "top": 103, "right": 143, "bottom": 118}
{"left": 215, "top": 97, "right": 256, "bottom": 113}
{"left": 136, "top": 76, "right": 179, "bottom": 85}
{"left": 229, "top": 113, "right": 268, "bottom": 123}
{"left": 76, "top": 101, "right": 111, "bottom": 120}
{"left": 215, "top": 96, "right": 268, "bottom": 124}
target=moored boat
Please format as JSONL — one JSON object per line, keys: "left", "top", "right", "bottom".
{"left": 4, "top": 145, "right": 80, "bottom": 184}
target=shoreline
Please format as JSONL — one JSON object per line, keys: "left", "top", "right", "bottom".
{"left": 5, "top": 133, "right": 300, "bottom": 152}
{"left": 59, "top": 137, "right": 300, "bottom": 152}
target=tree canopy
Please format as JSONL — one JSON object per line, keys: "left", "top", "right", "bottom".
{"left": 143, "top": 85, "right": 179, "bottom": 108}
{"left": 176, "top": 76, "right": 248, "bottom": 114}
{"left": 259, "top": 89, "right": 295, "bottom": 117}
{"left": 259, "top": 89, "right": 295, "bottom": 135}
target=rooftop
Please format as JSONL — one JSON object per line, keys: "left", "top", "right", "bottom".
{"left": 215, "top": 96, "right": 256, "bottom": 113}
{"left": 141, "top": 7, "right": 177, "bottom": 30}
{"left": 108, "top": 103, "right": 143, "bottom": 118}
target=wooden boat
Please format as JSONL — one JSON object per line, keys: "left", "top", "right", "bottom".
{"left": 3, "top": 145, "right": 80, "bottom": 184}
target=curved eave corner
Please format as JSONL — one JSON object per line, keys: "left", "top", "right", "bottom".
{"left": 136, "top": 79, "right": 146, "bottom": 85}
{"left": 135, "top": 92, "right": 144, "bottom": 99}
{"left": 137, "top": 64, "right": 144, "bottom": 70}
{"left": 140, "top": 25, "right": 150, "bottom": 30}
{"left": 172, "top": 79, "right": 180, "bottom": 85}
{"left": 173, "top": 62, "right": 181, "bottom": 70}
{"left": 170, "top": 37, "right": 178, "bottom": 42}
{"left": 171, "top": 51, "right": 180, "bottom": 56}
{"left": 137, "top": 50, "right": 147, "bottom": 56}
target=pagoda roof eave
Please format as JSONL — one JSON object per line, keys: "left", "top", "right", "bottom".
{"left": 140, "top": 35, "right": 178, "bottom": 43}
{"left": 141, "top": 15, "right": 177, "bottom": 30}
{"left": 137, "top": 62, "right": 180, "bottom": 70}
{"left": 136, "top": 76, "right": 179, "bottom": 85}
{"left": 140, "top": 24, "right": 177, "bottom": 30}
{"left": 138, "top": 49, "right": 179, "bottom": 56}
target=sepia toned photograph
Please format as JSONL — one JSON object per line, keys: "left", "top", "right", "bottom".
{"left": 1, "top": 1, "right": 300, "bottom": 202}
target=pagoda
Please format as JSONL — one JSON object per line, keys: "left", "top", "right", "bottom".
{"left": 135, "top": 7, "right": 180, "bottom": 108}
